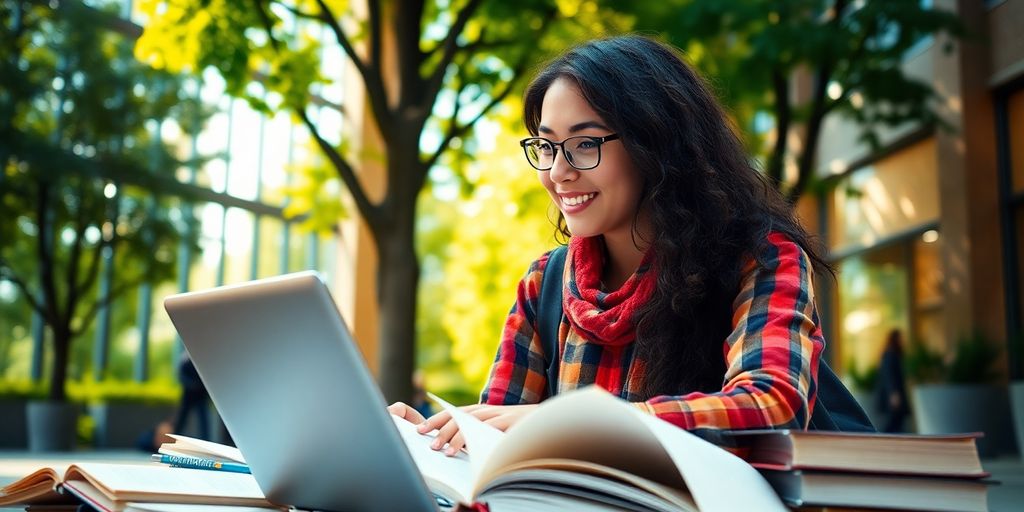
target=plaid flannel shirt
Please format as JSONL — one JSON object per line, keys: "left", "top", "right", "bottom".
{"left": 480, "top": 232, "right": 823, "bottom": 433}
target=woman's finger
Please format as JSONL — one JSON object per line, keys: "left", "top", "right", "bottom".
{"left": 387, "top": 402, "right": 425, "bottom": 424}
{"left": 445, "top": 432, "right": 466, "bottom": 456}
{"left": 430, "top": 418, "right": 461, "bottom": 450}
{"left": 419, "top": 410, "right": 453, "bottom": 432}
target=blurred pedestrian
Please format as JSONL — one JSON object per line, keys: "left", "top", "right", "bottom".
{"left": 173, "top": 351, "right": 210, "bottom": 439}
{"left": 876, "top": 329, "right": 909, "bottom": 433}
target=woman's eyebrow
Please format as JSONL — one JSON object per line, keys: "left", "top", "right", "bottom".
{"left": 537, "top": 120, "right": 610, "bottom": 135}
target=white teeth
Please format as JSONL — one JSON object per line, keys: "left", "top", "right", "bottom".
{"left": 563, "top": 193, "right": 595, "bottom": 206}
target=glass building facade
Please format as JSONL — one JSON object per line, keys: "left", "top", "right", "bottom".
{"left": 0, "top": 1, "right": 344, "bottom": 385}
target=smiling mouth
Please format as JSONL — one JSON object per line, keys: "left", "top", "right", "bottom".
{"left": 562, "top": 193, "right": 596, "bottom": 207}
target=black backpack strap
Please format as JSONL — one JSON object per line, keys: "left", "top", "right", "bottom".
{"left": 809, "top": 359, "right": 876, "bottom": 432}
{"left": 538, "top": 245, "right": 568, "bottom": 400}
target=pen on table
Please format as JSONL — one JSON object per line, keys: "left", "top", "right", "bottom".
{"left": 151, "top": 453, "right": 251, "bottom": 474}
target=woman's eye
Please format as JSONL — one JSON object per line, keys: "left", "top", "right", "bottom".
{"left": 574, "top": 140, "right": 598, "bottom": 150}
{"left": 536, "top": 142, "right": 554, "bottom": 154}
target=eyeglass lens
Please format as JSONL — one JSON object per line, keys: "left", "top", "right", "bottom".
{"left": 524, "top": 137, "right": 603, "bottom": 170}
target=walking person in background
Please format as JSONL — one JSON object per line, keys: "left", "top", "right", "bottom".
{"left": 876, "top": 329, "right": 909, "bottom": 433}
{"left": 173, "top": 351, "right": 210, "bottom": 440}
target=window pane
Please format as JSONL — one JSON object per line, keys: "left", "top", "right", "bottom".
{"left": 837, "top": 243, "right": 911, "bottom": 375}
{"left": 191, "top": 202, "right": 225, "bottom": 290}
{"left": 148, "top": 281, "right": 182, "bottom": 382}
{"left": 223, "top": 208, "right": 255, "bottom": 284}
{"left": 257, "top": 216, "right": 284, "bottom": 278}
{"left": 287, "top": 224, "right": 310, "bottom": 273}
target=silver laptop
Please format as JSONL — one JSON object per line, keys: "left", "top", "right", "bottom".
{"left": 163, "top": 271, "right": 441, "bottom": 512}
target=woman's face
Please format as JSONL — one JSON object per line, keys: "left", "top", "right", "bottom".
{"left": 537, "top": 78, "right": 646, "bottom": 243}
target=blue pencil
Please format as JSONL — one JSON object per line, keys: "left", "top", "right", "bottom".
{"left": 151, "top": 453, "right": 251, "bottom": 474}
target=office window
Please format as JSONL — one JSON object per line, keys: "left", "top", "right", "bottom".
{"left": 828, "top": 138, "right": 940, "bottom": 252}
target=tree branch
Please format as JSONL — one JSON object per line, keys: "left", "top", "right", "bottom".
{"left": 297, "top": 109, "right": 381, "bottom": 231}
{"left": 424, "top": 51, "right": 530, "bottom": 170}
{"left": 0, "top": 263, "right": 46, "bottom": 317}
{"left": 71, "top": 274, "right": 144, "bottom": 338}
{"left": 310, "top": 0, "right": 394, "bottom": 138}
{"left": 423, "top": 0, "right": 485, "bottom": 110}
{"left": 277, "top": 1, "right": 320, "bottom": 21}
{"left": 252, "top": 0, "right": 281, "bottom": 52}
{"left": 789, "top": 0, "right": 849, "bottom": 202}
{"left": 62, "top": 180, "right": 89, "bottom": 326}
{"left": 424, "top": 8, "right": 558, "bottom": 170}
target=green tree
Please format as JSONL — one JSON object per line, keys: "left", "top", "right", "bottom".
{"left": 135, "top": 0, "right": 630, "bottom": 401}
{"left": 0, "top": 1, "right": 200, "bottom": 401}
{"left": 621, "top": 0, "right": 965, "bottom": 201}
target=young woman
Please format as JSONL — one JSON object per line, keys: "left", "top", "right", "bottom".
{"left": 390, "top": 34, "right": 832, "bottom": 456}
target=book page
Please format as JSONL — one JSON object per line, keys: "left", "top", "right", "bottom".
{"left": 474, "top": 388, "right": 684, "bottom": 492}
{"left": 161, "top": 435, "right": 246, "bottom": 464}
{"left": 390, "top": 414, "right": 474, "bottom": 503}
{"left": 619, "top": 396, "right": 787, "bottom": 512}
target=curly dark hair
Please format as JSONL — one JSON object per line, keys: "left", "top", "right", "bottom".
{"left": 523, "top": 35, "right": 832, "bottom": 399}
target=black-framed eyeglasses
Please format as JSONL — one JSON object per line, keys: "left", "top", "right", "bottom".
{"left": 519, "top": 134, "right": 620, "bottom": 171}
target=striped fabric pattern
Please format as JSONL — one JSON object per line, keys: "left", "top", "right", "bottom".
{"left": 480, "top": 232, "right": 824, "bottom": 433}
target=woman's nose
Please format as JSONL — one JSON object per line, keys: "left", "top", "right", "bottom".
{"left": 547, "top": 150, "right": 579, "bottom": 182}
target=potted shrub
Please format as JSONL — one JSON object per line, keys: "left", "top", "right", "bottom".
{"left": 908, "top": 331, "right": 1014, "bottom": 457}
{"left": 75, "top": 379, "right": 179, "bottom": 449}
{"left": 0, "top": 380, "right": 45, "bottom": 448}
{"left": 844, "top": 361, "right": 883, "bottom": 428}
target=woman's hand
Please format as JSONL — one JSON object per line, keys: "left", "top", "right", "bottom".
{"left": 410, "top": 403, "right": 540, "bottom": 456}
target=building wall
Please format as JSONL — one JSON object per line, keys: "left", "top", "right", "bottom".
{"left": 811, "top": 0, "right": 1024, "bottom": 378}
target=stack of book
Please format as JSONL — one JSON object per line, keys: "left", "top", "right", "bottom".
{"left": 724, "top": 429, "right": 993, "bottom": 512}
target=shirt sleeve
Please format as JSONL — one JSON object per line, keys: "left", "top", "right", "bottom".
{"left": 633, "top": 233, "right": 824, "bottom": 435}
{"left": 479, "top": 252, "right": 551, "bottom": 405}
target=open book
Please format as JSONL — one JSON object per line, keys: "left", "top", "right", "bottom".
{"left": 0, "top": 462, "right": 280, "bottom": 512}
{"left": 397, "top": 386, "right": 787, "bottom": 512}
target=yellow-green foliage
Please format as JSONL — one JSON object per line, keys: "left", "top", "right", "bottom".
{"left": 66, "top": 378, "right": 181, "bottom": 405}
{"left": 0, "top": 378, "right": 179, "bottom": 404}
{"left": 439, "top": 106, "right": 556, "bottom": 393}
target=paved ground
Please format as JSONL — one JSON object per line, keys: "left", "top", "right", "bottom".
{"left": 2, "top": 450, "right": 1023, "bottom": 511}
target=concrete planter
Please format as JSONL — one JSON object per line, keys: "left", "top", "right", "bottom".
{"left": 26, "top": 400, "right": 78, "bottom": 452}
{"left": 89, "top": 402, "right": 177, "bottom": 449}
{"left": 912, "top": 384, "right": 1016, "bottom": 457}
{"left": 0, "top": 400, "right": 28, "bottom": 448}
{"left": 1011, "top": 381, "right": 1024, "bottom": 459}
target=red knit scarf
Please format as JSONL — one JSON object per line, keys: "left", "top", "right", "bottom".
{"left": 562, "top": 236, "right": 657, "bottom": 346}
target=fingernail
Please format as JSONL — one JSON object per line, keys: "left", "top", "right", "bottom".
{"left": 445, "top": 447, "right": 457, "bottom": 456}
{"left": 431, "top": 440, "right": 441, "bottom": 450}
{"left": 417, "top": 423, "right": 428, "bottom": 433}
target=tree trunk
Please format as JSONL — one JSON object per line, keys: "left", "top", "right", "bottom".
{"left": 49, "top": 325, "right": 70, "bottom": 402}
{"left": 375, "top": 212, "right": 420, "bottom": 404}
